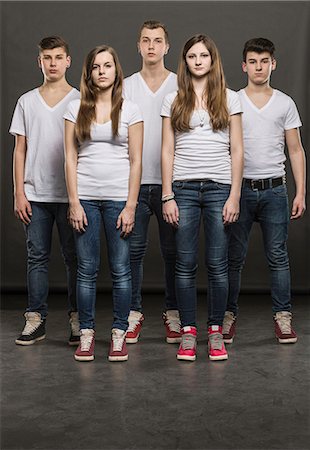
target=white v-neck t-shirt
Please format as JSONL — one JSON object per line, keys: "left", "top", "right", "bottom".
{"left": 161, "top": 89, "right": 242, "bottom": 184}
{"left": 239, "top": 88, "right": 302, "bottom": 179}
{"left": 9, "top": 87, "right": 80, "bottom": 202}
{"left": 64, "top": 98, "right": 143, "bottom": 201}
{"left": 123, "top": 71, "right": 178, "bottom": 184}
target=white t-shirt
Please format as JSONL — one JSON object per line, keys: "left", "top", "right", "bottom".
{"left": 123, "top": 71, "right": 178, "bottom": 184}
{"left": 64, "top": 99, "right": 143, "bottom": 201}
{"left": 161, "top": 89, "right": 242, "bottom": 184}
{"left": 9, "top": 87, "right": 80, "bottom": 202}
{"left": 239, "top": 88, "right": 302, "bottom": 179}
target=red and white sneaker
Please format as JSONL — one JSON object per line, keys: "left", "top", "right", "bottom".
{"left": 222, "top": 311, "right": 237, "bottom": 344}
{"left": 274, "top": 311, "right": 297, "bottom": 344}
{"left": 74, "top": 329, "right": 95, "bottom": 362}
{"left": 177, "top": 326, "right": 197, "bottom": 361}
{"left": 208, "top": 325, "right": 228, "bottom": 361}
{"left": 108, "top": 329, "right": 128, "bottom": 361}
{"left": 126, "top": 311, "right": 144, "bottom": 343}
{"left": 163, "top": 310, "right": 182, "bottom": 343}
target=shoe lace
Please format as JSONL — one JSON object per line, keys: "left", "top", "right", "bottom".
{"left": 166, "top": 316, "right": 181, "bottom": 333}
{"left": 80, "top": 334, "right": 93, "bottom": 351}
{"left": 181, "top": 334, "right": 196, "bottom": 350}
{"left": 127, "top": 318, "right": 140, "bottom": 332}
{"left": 222, "top": 313, "right": 235, "bottom": 334}
{"left": 276, "top": 313, "right": 292, "bottom": 334}
{"left": 112, "top": 333, "right": 125, "bottom": 352}
{"left": 22, "top": 318, "right": 41, "bottom": 335}
{"left": 209, "top": 332, "right": 223, "bottom": 350}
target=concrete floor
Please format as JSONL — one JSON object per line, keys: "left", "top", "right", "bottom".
{"left": 1, "top": 293, "right": 309, "bottom": 450}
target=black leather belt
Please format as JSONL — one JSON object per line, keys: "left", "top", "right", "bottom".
{"left": 243, "top": 177, "right": 285, "bottom": 191}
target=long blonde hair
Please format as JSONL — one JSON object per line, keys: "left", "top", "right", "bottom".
{"left": 171, "top": 34, "right": 229, "bottom": 132}
{"left": 76, "top": 45, "right": 123, "bottom": 142}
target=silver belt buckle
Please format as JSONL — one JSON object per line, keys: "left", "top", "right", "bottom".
{"left": 251, "top": 180, "right": 258, "bottom": 191}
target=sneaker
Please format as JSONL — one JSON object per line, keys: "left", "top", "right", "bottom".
{"left": 109, "top": 329, "right": 128, "bottom": 361}
{"left": 177, "top": 326, "right": 197, "bottom": 361}
{"left": 163, "top": 310, "right": 182, "bottom": 343}
{"left": 126, "top": 311, "right": 144, "bottom": 343}
{"left": 15, "top": 312, "right": 46, "bottom": 345}
{"left": 74, "top": 329, "right": 95, "bottom": 361}
{"left": 208, "top": 325, "right": 228, "bottom": 361}
{"left": 222, "top": 311, "right": 237, "bottom": 344}
{"left": 68, "top": 311, "right": 80, "bottom": 346}
{"left": 274, "top": 311, "right": 297, "bottom": 344}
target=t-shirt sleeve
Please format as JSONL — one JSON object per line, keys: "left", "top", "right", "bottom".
{"left": 284, "top": 97, "right": 302, "bottom": 130}
{"left": 228, "top": 90, "right": 243, "bottom": 116}
{"left": 63, "top": 100, "right": 79, "bottom": 123}
{"left": 9, "top": 99, "right": 26, "bottom": 136}
{"left": 160, "top": 92, "right": 175, "bottom": 118}
{"left": 127, "top": 101, "right": 143, "bottom": 126}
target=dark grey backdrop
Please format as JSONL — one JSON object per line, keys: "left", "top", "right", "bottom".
{"left": 1, "top": 1, "right": 309, "bottom": 293}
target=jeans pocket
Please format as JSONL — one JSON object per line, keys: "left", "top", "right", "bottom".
{"left": 172, "top": 181, "right": 185, "bottom": 190}
{"left": 214, "top": 182, "right": 231, "bottom": 191}
{"left": 272, "top": 184, "right": 287, "bottom": 198}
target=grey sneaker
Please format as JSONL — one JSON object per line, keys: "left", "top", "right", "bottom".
{"left": 68, "top": 311, "right": 80, "bottom": 346}
{"left": 222, "top": 311, "right": 237, "bottom": 344}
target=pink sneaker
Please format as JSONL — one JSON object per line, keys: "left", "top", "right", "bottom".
{"left": 274, "top": 312, "right": 297, "bottom": 343}
{"left": 74, "top": 329, "right": 95, "bottom": 362}
{"left": 126, "top": 311, "right": 144, "bottom": 343}
{"left": 163, "top": 310, "right": 182, "bottom": 343}
{"left": 108, "top": 329, "right": 128, "bottom": 361}
{"left": 177, "top": 326, "right": 197, "bottom": 361}
{"left": 208, "top": 325, "right": 228, "bottom": 361}
{"left": 222, "top": 311, "right": 237, "bottom": 344}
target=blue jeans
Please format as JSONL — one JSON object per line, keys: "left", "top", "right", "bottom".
{"left": 173, "top": 180, "right": 231, "bottom": 328}
{"left": 24, "top": 202, "right": 77, "bottom": 319}
{"left": 130, "top": 184, "right": 177, "bottom": 312}
{"left": 75, "top": 200, "right": 131, "bottom": 331}
{"left": 228, "top": 184, "right": 291, "bottom": 314}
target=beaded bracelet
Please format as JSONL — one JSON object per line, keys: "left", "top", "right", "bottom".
{"left": 161, "top": 193, "right": 175, "bottom": 202}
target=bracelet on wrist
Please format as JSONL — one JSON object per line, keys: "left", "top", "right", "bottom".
{"left": 162, "top": 197, "right": 175, "bottom": 204}
{"left": 161, "top": 193, "right": 175, "bottom": 202}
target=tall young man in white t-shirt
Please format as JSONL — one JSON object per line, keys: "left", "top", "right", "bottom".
{"left": 10, "top": 36, "right": 80, "bottom": 346}
{"left": 224, "top": 38, "right": 306, "bottom": 344}
{"left": 123, "top": 20, "right": 181, "bottom": 343}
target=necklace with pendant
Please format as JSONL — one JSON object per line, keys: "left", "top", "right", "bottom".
{"left": 197, "top": 109, "right": 206, "bottom": 127}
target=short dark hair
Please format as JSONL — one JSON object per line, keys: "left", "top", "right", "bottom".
{"left": 243, "top": 37, "right": 275, "bottom": 62}
{"left": 138, "top": 20, "right": 169, "bottom": 43}
{"left": 38, "top": 36, "right": 69, "bottom": 55}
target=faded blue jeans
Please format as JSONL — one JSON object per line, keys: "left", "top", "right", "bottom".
{"left": 75, "top": 200, "right": 131, "bottom": 331}
{"left": 173, "top": 180, "right": 231, "bottom": 328}
{"left": 130, "top": 184, "right": 177, "bottom": 312}
{"left": 24, "top": 202, "right": 77, "bottom": 319}
{"left": 228, "top": 183, "right": 291, "bottom": 315}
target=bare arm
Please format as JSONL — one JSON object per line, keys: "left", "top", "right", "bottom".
{"left": 161, "top": 117, "right": 179, "bottom": 226}
{"left": 285, "top": 128, "right": 306, "bottom": 219}
{"left": 223, "top": 113, "right": 244, "bottom": 224}
{"left": 64, "top": 119, "right": 88, "bottom": 232}
{"left": 13, "top": 134, "right": 32, "bottom": 224}
{"left": 117, "top": 121, "right": 143, "bottom": 237}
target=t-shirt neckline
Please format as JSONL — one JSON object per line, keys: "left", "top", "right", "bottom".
{"left": 242, "top": 88, "right": 276, "bottom": 113}
{"left": 36, "top": 87, "right": 76, "bottom": 111}
{"left": 138, "top": 72, "right": 173, "bottom": 97}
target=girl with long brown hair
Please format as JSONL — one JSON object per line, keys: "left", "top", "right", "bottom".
{"left": 64, "top": 45, "right": 143, "bottom": 362}
{"left": 161, "top": 34, "right": 243, "bottom": 361}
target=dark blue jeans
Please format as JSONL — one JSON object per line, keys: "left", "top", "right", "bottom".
{"left": 24, "top": 202, "right": 77, "bottom": 319}
{"left": 228, "top": 184, "right": 291, "bottom": 315}
{"left": 75, "top": 200, "right": 131, "bottom": 331}
{"left": 130, "top": 184, "right": 177, "bottom": 312}
{"left": 173, "top": 180, "right": 231, "bottom": 328}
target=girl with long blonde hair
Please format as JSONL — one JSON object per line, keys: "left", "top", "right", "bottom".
{"left": 64, "top": 45, "right": 143, "bottom": 362}
{"left": 161, "top": 34, "right": 243, "bottom": 361}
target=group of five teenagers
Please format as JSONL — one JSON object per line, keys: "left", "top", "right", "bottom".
{"left": 223, "top": 38, "right": 306, "bottom": 345}
{"left": 64, "top": 45, "right": 143, "bottom": 361}
{"left": 123, "top": 20, "right": 181, "bottom": 344}
{"left": 11, "top": 27, "right": 306, "bottom": 362}
{"left": 11, "top": 36, "right": 80, "bottom": 346}
{"left": 161, "top": 34, "right": 244, "bottom": 361}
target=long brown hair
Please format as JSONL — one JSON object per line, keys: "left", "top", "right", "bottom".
{"left": 171, "top": 34, "right": 229, "bottom": 132}
{"left": 76, "top": 45, "right": 123, "bottom": 142}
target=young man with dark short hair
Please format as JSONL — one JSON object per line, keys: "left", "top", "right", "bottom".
{"left": 123, "top": 20, "right": 181, "bottom": 344}
{"left": 224, "top": 38, "right": 306, "bottom": 344}
{"left": 10, "top": 36, "right": 80, "bottom": 346}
